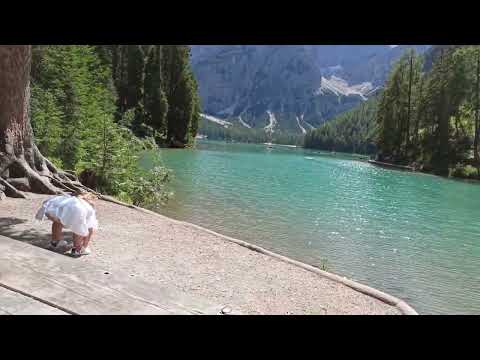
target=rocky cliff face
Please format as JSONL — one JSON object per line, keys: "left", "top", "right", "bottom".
{"left": 191, "top": 45, "right": 429, "bottom": 134}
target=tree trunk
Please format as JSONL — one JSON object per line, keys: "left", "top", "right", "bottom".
{"left": 396, "top": 63, "right": 406, "bottom": 159}
{"left": 474, "top": 47, "right": 480, "bottom": 176}
{"left": 436, "top": 49, "right": 450, "bottom": 176}
{"left": 414, "top": 78, "right": 423, "bottom": 152}
{"left": 406, "top": 52, "right": 414, "bottom": 156}
{"left": 0, "top": 45, "right": 93, "bottom": 199}
{"left": 112, "top": 45, "right": 128, "bottom": 114}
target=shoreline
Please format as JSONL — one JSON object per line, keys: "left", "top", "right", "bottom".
{"left": 100, "top": 195, "right": 418, "bottom": 315}
{"left": 192, "top": 140, "right": 480, "bottom": 185}
{"left": 367, "top": 159, "right": 480, "bottom": 185}
{"left": 1, "top": 194, "right": 416, "bottom": 315}
{"left": 367, "top": 159, "right": 416, "bottom": 171}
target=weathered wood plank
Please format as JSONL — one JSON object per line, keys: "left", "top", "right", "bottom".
{"left": 0, "top": 286, "right": 67, "bottom": 315}
{"left": 0, "top": 235, "right": 226, "bottom": 315}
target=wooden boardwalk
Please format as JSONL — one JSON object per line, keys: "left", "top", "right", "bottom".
{"left": 0, "top": 235, "right": 232, "bottom": 315}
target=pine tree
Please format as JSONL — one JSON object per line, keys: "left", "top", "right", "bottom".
{"left": 0, "top": 45, "right": 88, "bottom": 198}
{"left": 144, "top": 45, "right": 168, "bottom": 136}
{"left": 103, "top": 44, "right": 200, "bottom": 147}
{"left": 473, "top": 47, "right": 480, "bottom": 173}
{"left": 406, "top": 50, "right": 414, "bottom": 152}
{"left": 163, "top": 45, "right": 199, "bottom": 147}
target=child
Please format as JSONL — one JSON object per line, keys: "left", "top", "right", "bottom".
{"left": 35, "top": 191, "right": 98, "bottom": 257}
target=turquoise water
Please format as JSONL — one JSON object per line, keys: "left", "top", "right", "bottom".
{"left": 149, "top": 141, "right": 480, "bottom": 314}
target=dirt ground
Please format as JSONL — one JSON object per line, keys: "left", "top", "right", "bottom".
{"left": 0, "top": 194, "right": 400, "bottom": 315}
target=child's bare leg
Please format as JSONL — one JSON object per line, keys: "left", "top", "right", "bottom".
{"left": 47, "top": 214, "right": 63, "bottom": 243}
{"left": 82, "top": 229, "right": 94, "bottom": 249}
{"left": 52, "top": 221, "right": 63, "bottom": 242}
{"left": 73, "top": 233, "right": 84, "bottom": 251}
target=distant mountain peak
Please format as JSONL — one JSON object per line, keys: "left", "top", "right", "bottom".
{"left": 192, "top": 45, "right": 430, "bottom": 134}
{"left": 317, "top": 76, "right": 375, "bottom": 100}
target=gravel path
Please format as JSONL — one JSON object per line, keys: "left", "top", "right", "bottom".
{"left": 0, "top": 194, "right": 400, "bottom": 315}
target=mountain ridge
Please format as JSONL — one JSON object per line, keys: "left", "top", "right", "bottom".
{"left": 191, "top": 45, "right": 430, "bottom": 135}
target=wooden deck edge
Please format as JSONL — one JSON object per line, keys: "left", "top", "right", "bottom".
{"left": 100, "top": 195, "right": 418, "bottom": 315}
{"left": 0, "top": 235, "right": 230, "bottom": 315}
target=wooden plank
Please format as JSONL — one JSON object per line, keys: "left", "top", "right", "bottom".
{"left": 0, "top": 236, "right": 225, "bottom": 315}
{"left": 0, "top": 261, "right": 175, "bottom": 315}
{"left": 0, "top": 286, "right": 67, "bottom": 315}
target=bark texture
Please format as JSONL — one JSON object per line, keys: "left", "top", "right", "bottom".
{"left": 0, "top": 45, "right": 96, "bottom": 199}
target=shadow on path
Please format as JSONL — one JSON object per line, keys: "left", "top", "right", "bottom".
{"left": 0, "top": 217, "right": 74, "bottom": 255}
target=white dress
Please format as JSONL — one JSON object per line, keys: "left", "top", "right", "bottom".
{"left": 35, "top": 195, "right": 98, "bottom": 237}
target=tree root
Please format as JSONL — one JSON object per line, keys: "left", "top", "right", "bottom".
{"left": 0, "top": 151, "right": 98, "bottom": 199}
{"left": 6, "top": 177, "right": 30, "bottom": 192}
{"left": 0, "top": 177, "right": 27, "bottom": 199}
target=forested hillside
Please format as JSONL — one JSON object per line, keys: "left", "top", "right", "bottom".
{"left": 29, "top": 45, "right": 201, "bottom": 205}
{"left": 191, "top": 45, "right": 429, "bottom": 134}
{"left": 306, "top": 45, "right": 480, "bottom": 180}
{"left": 376, "top": 46, "right": 480, "bottom": 178}
{"left": 304, "top": 95, "right": 378, "bottom": 154}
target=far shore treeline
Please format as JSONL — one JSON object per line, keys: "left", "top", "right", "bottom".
{"left": 30, "top": 45, "right": 200, "bottom": 206}
{"left": 29, "top": 45, "right": 480, "bottom": 206}
{"left": 197, "top": 45, "right": 480, "bottom": 181}
{"left": 305, "top": 45, "right": 480, "bottom": 180}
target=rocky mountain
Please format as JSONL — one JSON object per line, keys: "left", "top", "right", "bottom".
{"left": 191, "top": 45, "right": 430, "bottom": 135}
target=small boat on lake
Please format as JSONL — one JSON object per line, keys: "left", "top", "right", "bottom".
{"left": 264, "top": 142, "right": 298, "bottom": 149}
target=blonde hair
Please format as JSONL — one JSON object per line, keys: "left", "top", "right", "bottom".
{"left": 74, "top": 191, "right": 98, "bottom": 206}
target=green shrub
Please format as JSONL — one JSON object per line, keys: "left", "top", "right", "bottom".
{"left": 127, "top": 166, "right": 173, "bottom": 207}
{"left": 451, "top": 164, "right": 479, "bottom": 179}
{"left": 31, "top": 45, "right": 174, "bottom": 206}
